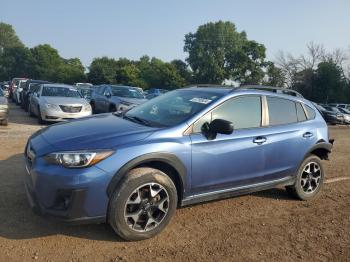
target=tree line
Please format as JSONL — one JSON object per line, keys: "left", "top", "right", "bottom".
{"left": 0, "top": 21, "right": 349, "bottom": 102}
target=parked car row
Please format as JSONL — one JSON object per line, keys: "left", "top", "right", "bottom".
{"left": 314, "top": 103, "right": 350, "bottom": 125}
{"left": 0, "top": 88, "right": 9, "bottom": 125}
{"left": 6, "top": 77, "right": 171, "bottom": 125}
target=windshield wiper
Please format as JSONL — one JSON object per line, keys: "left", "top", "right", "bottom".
{"left": 123, "top": 115, "right": 153, "bottom": 126}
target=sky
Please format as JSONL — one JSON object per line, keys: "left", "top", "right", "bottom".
{"left": 1, "top": 0, "right": 350, "bottom": 67}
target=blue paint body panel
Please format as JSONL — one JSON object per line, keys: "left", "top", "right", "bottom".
{"left": 24, "top": 88, "right": 330, "bottom": 222}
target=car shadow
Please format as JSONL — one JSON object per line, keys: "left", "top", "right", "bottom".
{"left": 251, "top": 187, "right": 297, "bottom": 201}
{"left": 0, "top": 153, "right": 124, "bottom": 242}
{"left": 6, "top": 101, "right": 44, "bottom": 127}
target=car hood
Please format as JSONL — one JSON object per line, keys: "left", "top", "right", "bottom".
{"left": 41, "top": 96, "right": 88, "bottom": 105}
{"left": 0, "top": 97, "right": 7, "bottom": 105}
{"left": 111, "top": 96, "right": 148, "bottom": 105}
{"left": 31, "top": 114, "right": 157, "bottom": 155}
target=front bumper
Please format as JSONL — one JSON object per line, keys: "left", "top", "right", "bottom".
{"left": 23, "top": 150, "right": 110, "bottom": 224}
{"left": 41, "top": 108, "right": 92, "bottom": 122}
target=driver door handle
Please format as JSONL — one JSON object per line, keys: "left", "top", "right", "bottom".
{"left": 253, "top": 136, "right": 267, "bottom": 145}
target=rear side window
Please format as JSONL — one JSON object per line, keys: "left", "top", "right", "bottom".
{"left": 212, "top": 96, "right": 262, "bottom": 129}
{"left": 267, "top": 97, "right": 297, "bottom": 125}
{"left": 296, "top": 103, "right": 307, "bottom": 122}
{"left": 304, "top": 105, "right": 316, "bottom": 120}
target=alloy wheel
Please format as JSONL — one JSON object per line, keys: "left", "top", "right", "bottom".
{"left": 300, "top": 162, "right": 322, "bottom": 194}
{"left": 124, "top": 183, "right": 169, "bottom": 232}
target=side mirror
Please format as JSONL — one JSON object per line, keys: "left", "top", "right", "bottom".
{"left": 105, "top": 92, "right": 111, "bottom": 98}
{"left": 201, "top": 119, "right": 233, "bottom": 140}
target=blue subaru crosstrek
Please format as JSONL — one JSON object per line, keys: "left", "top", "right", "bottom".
{"left": 24, "top": 85, "right": 333, "bottom": 240}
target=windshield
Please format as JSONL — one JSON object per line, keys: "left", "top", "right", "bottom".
{"left": 29, "top": 83, "right": 41, "bottom": 91}
{"left": 125, "top": 89, "right": 223, "bottom": 127}
{"left": 41, "top": 86, "right": 81, "bottom": 98}
{"left": 80, "top": 88, "right": 93, "bottom": 98}
{"left": 111, "top": 86, "right": 145, "bottom": 99}
{"left": 339, "top": 108, "right": 350, "bottom": 114}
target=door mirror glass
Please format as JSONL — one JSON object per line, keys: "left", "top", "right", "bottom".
{"left": 104, "top": 92, "right": 111, "bottom": 98}
{"left": 202, "top": 119, "right": 233, "bottom": 140}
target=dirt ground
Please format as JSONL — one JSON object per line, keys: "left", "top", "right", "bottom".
{"left": 0, "top": 102, "right": 349, "bottom": 262}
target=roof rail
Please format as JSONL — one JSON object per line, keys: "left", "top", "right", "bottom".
{"left": 239, "top": 85, "right": 303, "bottom": 98}
{"left": 185, "top": 84, "right": 234, "bottom": 89}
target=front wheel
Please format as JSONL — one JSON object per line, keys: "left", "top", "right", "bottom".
{"left": 286, "top": 155, "right": 324, "bottom": 200}
{"left": 37, "top": 106, "right": 45, "bottom": 124}
{"left": 108, "top": 167, "right": 177, "bottom": 241}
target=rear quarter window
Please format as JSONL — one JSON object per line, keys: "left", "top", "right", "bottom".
{"left": 296, "top": 103, "right": 307, "bottom": 122}
{"left": 304, "top": 105, "right": 316, "bottom": 120}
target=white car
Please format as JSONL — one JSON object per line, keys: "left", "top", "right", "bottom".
{"left": 14, "top": 79, "right": 28, "bottom": 105}
{"left": 29, "top": 84, "right": 92, "bottom": 124}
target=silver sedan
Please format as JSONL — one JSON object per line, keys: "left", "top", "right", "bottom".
{"left": 29, "top": 84, "right": 92, "bottom": 124}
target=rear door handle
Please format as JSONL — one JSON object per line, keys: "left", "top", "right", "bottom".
{"left": 253, "top": 136, "right": 267, "bottom": 145}
{"left": 303, "top": 132, "right": 314, "bottom": 138}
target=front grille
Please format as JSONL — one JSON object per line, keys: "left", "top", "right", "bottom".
{"left": 59, "top": 105, "right": 82, "bottom": 113}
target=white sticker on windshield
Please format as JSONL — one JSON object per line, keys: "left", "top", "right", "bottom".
{"left": 190, "top": 98, "right": 212, "bottom": 104}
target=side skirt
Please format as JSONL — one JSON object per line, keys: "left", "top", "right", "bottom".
{"left": 181, "top": 176, "right": 295, "bottom": 207}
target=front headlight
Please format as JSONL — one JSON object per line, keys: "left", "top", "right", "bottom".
{"left": 84, "top": 104, "right": 92, "bottom": 111}
{"left": 44, "top": 150, "right": 114, "bottom": 168}
{"left": 45, "top": 103, "right": 60, "bottom": 111}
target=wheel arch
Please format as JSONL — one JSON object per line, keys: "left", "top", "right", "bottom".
{"left": 106, "top": 153, "right": 187, "bottom": 205}
{"left": 306, "top": 141, "right": 333, "bottom": 160}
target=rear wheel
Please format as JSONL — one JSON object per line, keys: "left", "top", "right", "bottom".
{"left": 108, "top": 167, "right": 177, "bottom": 241}
{"left": 286, "top": 155, "right": 324, "bottom": 200}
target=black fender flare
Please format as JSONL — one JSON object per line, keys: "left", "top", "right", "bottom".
{"left": 306, "top": 141, "right": 332, "bottom": 155}
{"left": 106, "top": 153, "right": 187, "bottom": 198}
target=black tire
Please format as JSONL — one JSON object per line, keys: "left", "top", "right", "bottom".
{"left": 37, "top": 106, "right": 44, "bottom": 124}
{"left": 29, "top": 103, "right": 35, "bottom": 117}
{"left": 90, "top": 102, "right": 96, "bottom": 114}
{"left": 109, "top": 104, "right": 117, "bottom": 112}
{"left": 108, "top": 167, "right": 177, "bottom": 241}
{"left": 286, "top": 155, "right": 324, "bottom": 201}
{"left": 1, "top": 119, "right": 8, "bottom": 126}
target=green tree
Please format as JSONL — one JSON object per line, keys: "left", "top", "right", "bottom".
{"left": 88, "top": 57, "right": 118, "bottom": 84}
{"left": 115, "top": 61, "right": 146, "bottom": 87}
{"left": 263, "top": 62, "right": 286, "bottom": 87}
{"left": 0, "top": 46, "right": 33, "bottom": 80}
{"left": 30, "top": 44, "right": 63, "bottom": 81}
{"left": 57, "top": 58, "right": 86, "bottom": 84}
{"left": 0, "top": 22, "right": 24, "bottom": 51}
{"left": 184, "top": 21, "right": 267, "bottom": 84}
{"left": 292, "top": 68, "right": 315, "bottom": 100}
{"left": 139, "top": 57, "right": 186, "bottom": 89}
{"left": 313, "top": 61, "right": 348, "bottom": 103}
{"left": 170, "top": 59, "right": 193, "bottom": 84}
